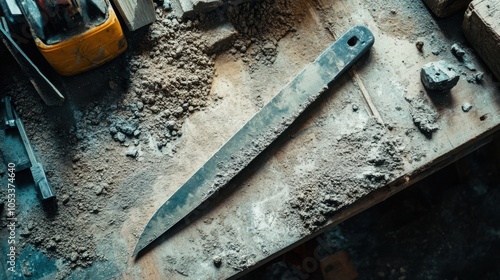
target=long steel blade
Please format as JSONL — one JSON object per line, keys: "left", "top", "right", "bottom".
{"left": 133, "top": 25, "right": 375, "bottom": 256}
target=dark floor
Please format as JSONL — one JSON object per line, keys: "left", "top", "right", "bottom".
{"left": 243, "top": 136, "right": 500, "bottom": 280}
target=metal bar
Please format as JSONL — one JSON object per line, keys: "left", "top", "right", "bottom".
{"left": 133, "top": 25, "right": 375, "bottom": 256}
{"left": 11, "top": 102, "right": 56, "bottom": 201}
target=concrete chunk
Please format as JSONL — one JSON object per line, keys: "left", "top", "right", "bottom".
{"left": 463, "top": 0, "right": 500, "bottom": 80}
{"left": 421, "top": 0, "right": 472, "bottom": 17}
{"left": 421, "top": 60, "right": 460, "bottom": 92}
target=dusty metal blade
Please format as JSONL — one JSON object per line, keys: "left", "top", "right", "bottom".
{"left": 133, "top": 25, "right": 375, "bottom": 256}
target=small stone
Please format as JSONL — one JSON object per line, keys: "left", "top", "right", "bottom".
{"left": 475, "top": 72, "right": 484, "bottom": 82}
{"left": 109, "top": 126, "right": 118, "bottom": 135}
{"left": 415, "top": 41, "right": 424, "bottom": 52}
{"left": 61, "top": 194, "right": 70, "bottom": 204}
{"left": 464, "top": 62, "right": 477, "bottom": 71}
{"left": 117, "top": 121, "right": 139, "bottom": 136}
{"left": 95, "top": 185, "right": 104, "bottom": 195}
{"left": 72, "top": 154, "right": 82, "bottom": 162}
{"left": 352, "top": 104, "right": 359, "bottom": 111}
{"left": 133, "top": 130, "right": 141, "bottom": 137}
{"left": 213, "top": 255, "right": 222, "bottom": 268}
{"left": 126, "top": 149, "right": 138, "bottom": 158}
{"left": 166, "top": 120, "right": 177, "bottom": 129}
{"left": 137, "top": 102, "right": 144, "bottom": 111}
{"left": 462, "top": 102, "right": 472, "bottom": 112}
{"left": 70, "top": 252, "right": 79, "bottom": 262}
{"left": 431, "top": 50, "right": 440, "bottom": 55}
{"left": 451, "top": 43, "right": 465, "bottom": 58}
{"left": 420, "top": 60, "right": 459, "bottom": 92}
{"left": 114, "top": 132, "right": 126, "bottom": 143}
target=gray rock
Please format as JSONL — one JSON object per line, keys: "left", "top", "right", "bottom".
{"left": 95, "top": 185, "right": 104, "bottom": 195}
{"left": 126, "top": 149, "right": 138, "bottom": 158}
{"left": 114, "top": 132, "right": 126, "bottom": 143}
{"left": 464, "top": 62, "right": 477, "bottom": 71}
{"left": 462, "top": 102, "right": 472, "bottom": 112}
{"left": 109, "top": 126, "right": 118, "bottom": 135}
{"left": 166, "top": 120, "right": 177, "bottom": 129}
{"left": 475, "top": 72, "right": 484, "bottom": 82}
{"left": 213, "top": 255, "right": 222, "bottom": 268}
{"left": 420, "top": 60, "right": 460, "bottom": 92}
{"left": 116, "top": 121, "right": 139, "bottom": 136}
{"left": 451, "top": 43, "right": 465, "bottom": 57}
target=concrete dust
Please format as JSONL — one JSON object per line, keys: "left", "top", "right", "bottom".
{"left": 405, "top": 93, "right": 440, "bottom": 135}
{"left": 289, "top": 118, "right": 404, "bottom": 231}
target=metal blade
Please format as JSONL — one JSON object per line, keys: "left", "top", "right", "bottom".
{"left": 133, "top": 25, "right": 375, "bottom": 256}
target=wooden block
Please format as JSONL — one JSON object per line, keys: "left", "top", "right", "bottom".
{"left": 111, "top": 0, "right": 156, "bottom": 31}
{"left": 421, "top": 0, "right": 472, "bottom": 17}
{"left": 463, "top": 0, "right": 500, "bottom": 80}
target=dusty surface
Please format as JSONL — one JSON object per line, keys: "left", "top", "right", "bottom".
{"left": 0, "top": 0, "right": 499, "bottom": 279}
{"left": 242, "top": 140, "right": 500, "bottom": 279}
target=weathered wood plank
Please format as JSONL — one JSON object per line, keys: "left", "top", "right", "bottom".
{"left": 421, "top": 0, "right": 471, "bottom": 17}
{"left": 463, "top": 0, "right": 500, "bottom": 80}
{"left": 111, "top": 0, "right": 156, "bottom": 31}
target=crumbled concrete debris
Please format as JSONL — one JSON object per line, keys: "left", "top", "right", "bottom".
{"left": 416, "top": 41, "right": 424, "bottom": 52}
{"left": 475, "top": 72, "right": 484, "bottom": 82}
{"left": 450, "top": 43, "right": 465, "bottom": 58}
{"left": 126, "top": 149, "right": 139, "bottom": 158}
{"left": 420, "top": 60, "right": 459, "bottom": 92}
{"left": 464, "top": 62, "right": 477, "bottom": 71}
{"left": 213, "top": 255, "right": 222, "bottom": 267}
{"left": 467, "top": 72, "right": 484, "bottom": 84}
{"left": 462, "top": 102, "right": 472, "bottom": 112}
{"left": 405, "top": 94, "right": 440, "bottom": 135}
{"left": 290, "top": 119, "right": 404, "bottom": 231}
{"left": 113, "top": 132, "right": 126, "bottom": 143}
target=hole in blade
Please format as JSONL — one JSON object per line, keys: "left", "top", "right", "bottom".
{"left": 347, "top": 36, "right": 358, "bottom": 46}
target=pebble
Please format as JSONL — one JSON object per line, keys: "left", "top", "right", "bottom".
{"left": 95, "top": 185, "right": 104, "bottom": 195}
{"left": 61, "top": 194, "right": 70, "bottom": 204}
{"left": 415, "top": 41, "right": 424, "bottom": 52}
{"left": 451, "top": 43, "right": 465, "bottom": 58}
{"left": 126, "top": 149, "right": 139, "bottom": 158}
{"left": 461, "top": 102, "right": 472, "bottom": 112}
{"left": 114, "top": 132, "right": 126, "bottom": 143}
{"left": 213, "top": 255, "right": 222, "bottom": 268}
